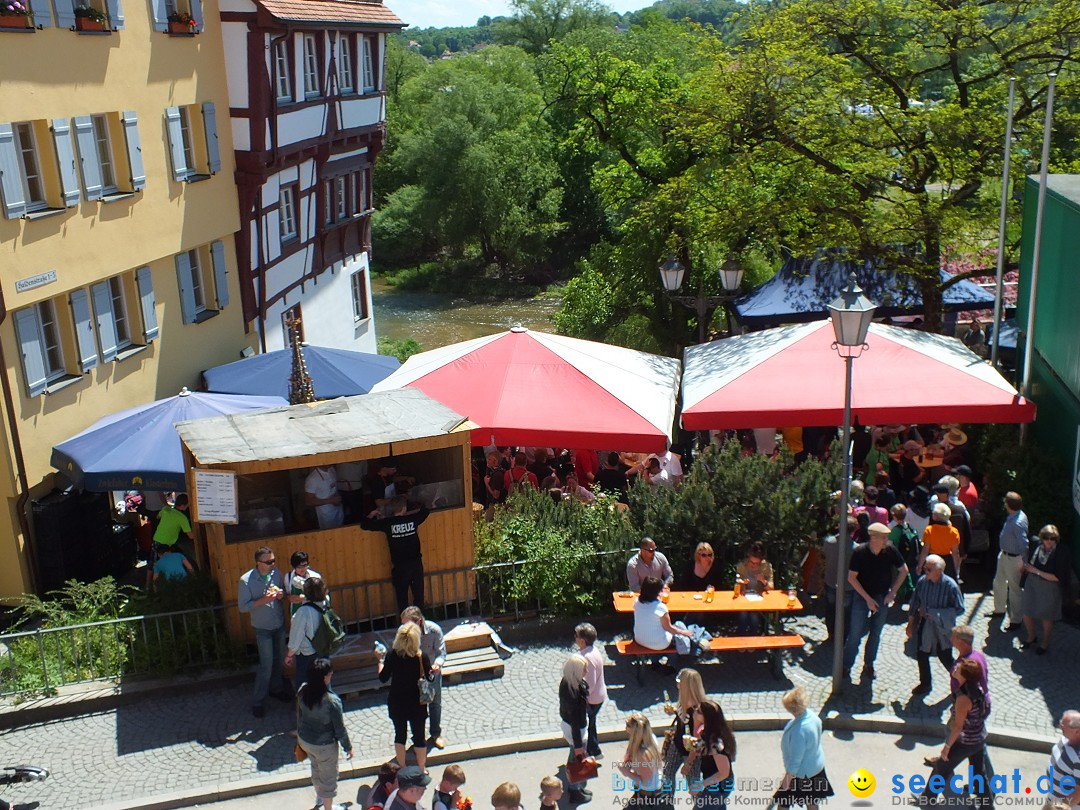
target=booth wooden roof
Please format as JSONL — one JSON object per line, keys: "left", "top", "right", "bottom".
{"left": 176, "top": 389, "right": 469, "bottom": 471}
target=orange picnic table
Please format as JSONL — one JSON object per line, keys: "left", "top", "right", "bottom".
{"left": 612, "top": 589, "right": 803, "bottom": 612}
{"left": 611, "top": 590, "right": 805, "bottom": 681}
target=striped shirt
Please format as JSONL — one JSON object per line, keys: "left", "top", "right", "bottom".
{"left": 908, "top": 574, "right": 964, "bottom": 614}
{"left": 1047, "top": 735, "right": 1080, "bottom": 799}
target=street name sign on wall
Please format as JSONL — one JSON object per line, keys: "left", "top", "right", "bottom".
{"left": 15, "top": 270, "right": 58, "bottom": 293}
{"left": 192, "top": 469, "right": 239, "bottom": 524}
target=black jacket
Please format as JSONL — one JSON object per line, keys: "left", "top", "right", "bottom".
{"left": 559, "top": 678, "right": 589, "bottom": 747}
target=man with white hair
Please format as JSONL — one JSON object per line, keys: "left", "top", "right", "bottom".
{"left": 1045, "top": 711, "right": 1080, "bottom": 808}
{"left": 907, "top": 555, "right": 964, "bottom": 696}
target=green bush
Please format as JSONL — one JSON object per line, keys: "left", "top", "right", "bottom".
{"left": 378, "top": 336, "right": 423, "bottom": 363}
{"left": 2, "top": 574, "right": 245, "bottom": 697}
{"left": 475, "top": 487, "right": 638, "bottom": 615}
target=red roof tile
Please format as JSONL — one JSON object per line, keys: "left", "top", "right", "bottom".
{"left": 259, "top": 0, "right": 404, "bottom": 27}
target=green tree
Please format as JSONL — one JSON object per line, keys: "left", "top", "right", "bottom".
{"left": 494, "top": 0, "right": 616, "bottom": 54}
{"left": 384, "top": 37, "right": 428, "bottom": 106}
{"left": 736, "top": 0, "right": 1080, "bottom": 327}
{"left": 376, "top": 47, "right": 564, "bottom": 277}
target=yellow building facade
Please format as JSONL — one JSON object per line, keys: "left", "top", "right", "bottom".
{"left": 0, "top": 0, "right": 255, "bottom": 601}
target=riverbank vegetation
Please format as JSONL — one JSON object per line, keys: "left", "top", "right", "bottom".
{"left": 376, "top": 0, "right": 1080, "bottom": 353}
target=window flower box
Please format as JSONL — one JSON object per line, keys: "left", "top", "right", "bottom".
{"left": 0, "top": 0, "right": 32, "bottom": 27}
{"left": 73, "top": 6, "right": 108, "bottom": 30}
{"left": 167, "top": 12, "right": 197, "bottom": 34}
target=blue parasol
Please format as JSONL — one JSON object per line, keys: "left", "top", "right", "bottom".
{"left": 50, "top": 388, "right": 287, "bottom": 492}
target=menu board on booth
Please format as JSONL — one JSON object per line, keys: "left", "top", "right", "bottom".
{"left": 192, "top": 469, "right": 239, "bottom": 524}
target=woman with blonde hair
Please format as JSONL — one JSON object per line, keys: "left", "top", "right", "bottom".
{"left": 681, "top": 543, "right": 723, "bottom": 591}
{"left": 559, "top": 653, "right": 592, "bottom": 804}
{"left": 660, "top": 669, "right": 707, "bottom": 802}
{"left": 617, "top": 713, "right": 668, "bottom": 810}
{"left": 375, "top": 622, "right": 432, "bottom": 770}
{"left": 770, "top": 687, "right": 833, "bottom": 809}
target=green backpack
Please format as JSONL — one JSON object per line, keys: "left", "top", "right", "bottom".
{"left": 305, "top": 602, "right": 346, "bottom": 657}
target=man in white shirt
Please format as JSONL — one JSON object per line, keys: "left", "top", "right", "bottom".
{"left": 574, "top": 622, "right": 607, "bottom": 758}
{"left": 304, "top": 466, "right": 344, "bottom": 529}
{"left": 649, "top": 450, "right": 684, "bottom": 486}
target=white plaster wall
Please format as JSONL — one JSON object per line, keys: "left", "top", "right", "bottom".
{"left": 261, "top": 174, "right": 281, "bottom": 209}
{"left": 326, "top": 147, "right": 369, "bottom": 166}
{"left": 219, "top": 0, "right": 255, "bottom": 10}
{"left": 265, "top": 250, "right": 309, "bottom": 304}
{"left": 231, "top": 118, "right": 249, "bottom": 152}
{"left": 340, "top": 96, "right": 384, "bottom": 130}
{"left": 272, "top": 106, "right": 330, "bottom": 148}
{"left": 262, "top": 253, "right": 377, "bottom": 353}
{"left": 298, "top": 159, "right": 317, "bottom": 190}
{"left": 221, "top": 22, "right": 250, "bottom": 109}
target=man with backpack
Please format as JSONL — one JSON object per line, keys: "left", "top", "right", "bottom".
{"left": 503, "top": 451, "right": 539, "bottom": 492}
{"left": 286, "top": 576, "right": 345, "bottom": 690}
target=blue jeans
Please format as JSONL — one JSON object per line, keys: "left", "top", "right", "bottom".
{"left": 253, "top": 625, "right": 286, "bottom": 707}
{"left": 427, "top": 671, "right": 443, "bottom": 738}
{"left": 586, "top": 701, "right": 603, "bottom": 756}
{"left": 294, "top": 652, "right": 316, "bottom": 694}
{"left": 843, "top": 592, "right": 889, "bottom": 674}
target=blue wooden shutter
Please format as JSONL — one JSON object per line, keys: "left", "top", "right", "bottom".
{"left": 189, "top": 0, "right": 202, "bottom": 27}
{"left": 136, "top": 266, "right": 158, "bottom": 341}
{"left": 14, "top": 308, "right": 48, "bottom": 397}
{"left": 28, "top": 0, "right": 52, "bottom": 26}
{"left": 69, "top": 289, "right": 99, "bottom": 372}
{"left": 0, "top": 124, "right": 27, "bottom": 220}
{"left": 73, "top": 116, "right": 103, "bottom": 201}
{"left": 175, "top": 253, "right": 196, "bottom": 323}
{"left": 51, "top": 118, "right": 81, "bottom": 208}
{"left": 90, "top": 282, "right": 119, "bottom": 362}
{"left": 121, "top": 111, "right": 145, "bottom": 191}
{"left": 149, "top": 0, "right": 166, "bottom": 31}
{"left": 105, "top": 0, "right": 123, "bottom": 28}
{"left": 53, "top": 0, "right": 76, "bottom": 29}
{"left": 210, "top": 240, "right": 229, "bottom": 309}
{"left": 201, "top": 102, "right": 220, "bottom": 174}
{"left": 165, "top": 107, "right": 188, "bottom": 182}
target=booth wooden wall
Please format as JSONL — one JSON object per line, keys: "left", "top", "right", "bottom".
{"left": 190, "top": 432, "right": 475, "bottom": 643}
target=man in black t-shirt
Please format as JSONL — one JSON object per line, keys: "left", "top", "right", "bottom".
{"left": 842, "top": 522, "right": 909, "bottom": 682}
{"left": 361, "top": 496, "right": 430, "bottom": 613}
{"left": 594, "top": 451, "right": 631, "bottom": 504}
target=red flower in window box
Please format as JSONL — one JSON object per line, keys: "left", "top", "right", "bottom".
{"left": 167, "top": 11, "right": 197, "bottom": 33}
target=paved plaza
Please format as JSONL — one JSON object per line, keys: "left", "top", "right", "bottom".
{"left": 0, "top": 591, "right": 1075, "bottom": 809}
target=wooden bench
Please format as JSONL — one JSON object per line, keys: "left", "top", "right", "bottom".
{"left": 331, "top": 621, "right": 507, "bottom": 698}
{"left": 614, "top": 634, "right": 804, "bottom": 683}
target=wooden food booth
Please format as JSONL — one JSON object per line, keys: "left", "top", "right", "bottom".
{"left": 175, "top": 389, "right": 475, "bottom": 643}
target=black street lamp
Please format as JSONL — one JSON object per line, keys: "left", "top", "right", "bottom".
{"left": 828, "top": 272, "right": 876, "bottom": 694}
{"left": 659, "top": 255, "right": 745, "bottom": 343}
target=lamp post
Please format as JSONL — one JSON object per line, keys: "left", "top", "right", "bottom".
{"left": 828, "top": 273, "right": 876, "bottom": 694}
{"left": 659, "top": 255, "right": 745, "bottom": 343}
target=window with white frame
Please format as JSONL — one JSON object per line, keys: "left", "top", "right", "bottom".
{"left": 323, "top": 179, "right": 333, "bottom": 225}
{"left": 361, "top": 36, "right": 375, "bottom": 93}
{"left": 91, "top": 115, "right": 117, "bottom": 193}
{"left": 109, "top": 277, "right": 131, "bottom": 347}
{"left": 351, "top": 270, "right": 368, "bottom": 321}
{"left": 274, "top": 40, "right": 293, "bottom": 102}
{"left": 175, "top": 242, "right": 229, "bottom": 324}
{"left": 14, "top": 123, "right": 47, "bottom": 213}
{"left": 165, "top": 102, "right": 221, "bottom": 182}
{"left": 337, "top": 35, "right": 354, "bottom": 93}
{"left": 37, "top": 301, "right": 65, "bottom": 380}
{"left": 186, "top": 249, "right": 207, "bottom": 313}
{"left": 335, "top": 176, "right": 347, "bottom": 221}
{"left": 280, "top": 183, "right": 298, "bottom": 242}
{"left": 351, "top": 170, "right": 367, "bottom": 214}
{"left": 303, "top": 34, "right": 321, "bottom": 98}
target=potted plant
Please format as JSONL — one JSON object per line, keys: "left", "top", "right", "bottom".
{"left": 73, "top": 4, "right": 108, "bottom": 30}
{"left": 0, "top": 0, "right": 33, "bottom": 29}
{"left": 166, "top": 10, "right": 197, "bottom": 34}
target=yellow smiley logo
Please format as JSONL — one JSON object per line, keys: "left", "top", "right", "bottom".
{"left": 847, "top": 768, "right": 876, "bottom": 797}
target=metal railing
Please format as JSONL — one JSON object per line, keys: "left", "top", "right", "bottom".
{"left": 0, "top": 604, "right": 246, "bottom": 698}
{"left": 0, "top": 548, "right": 633, "bottom": 697}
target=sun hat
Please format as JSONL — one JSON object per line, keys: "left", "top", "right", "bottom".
{"left": 944, "top": 427, "right": 968, "bottom": 446}
{"left": 867, "top": 522, "right": 891, "bottom": 535}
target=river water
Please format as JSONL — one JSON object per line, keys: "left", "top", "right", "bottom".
{"left": 371, "top": 278, "right": 561, "bottom": 350}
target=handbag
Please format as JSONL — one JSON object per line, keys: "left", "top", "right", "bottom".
{"left": 417, "top": 656, "right": 436, "bottom": 705}
{"left": 294, "top": 741, "right": 308, "bottom": 762}
{"left": 567, "top": 755, "right": 600, "bottom": 783}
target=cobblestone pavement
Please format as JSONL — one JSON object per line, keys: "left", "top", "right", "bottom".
{"left": 0, "top": 591, "right": 1075, "bottom": 810}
